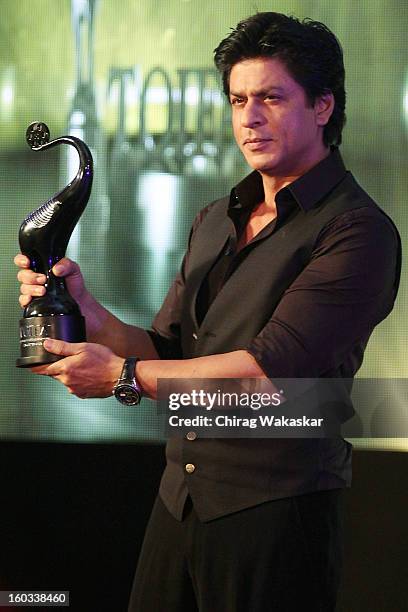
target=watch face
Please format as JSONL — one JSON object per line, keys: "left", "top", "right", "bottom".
{"left": 114, "top": 383, "right": 141, "bottom": 406}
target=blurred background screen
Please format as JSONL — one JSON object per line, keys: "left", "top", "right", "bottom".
{"left": 0, "top": 0, "right": 406, "bottom": 447}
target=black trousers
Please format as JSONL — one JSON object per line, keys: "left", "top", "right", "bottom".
{"left": 128, "top": 490, "right": 344, "bottom": 612}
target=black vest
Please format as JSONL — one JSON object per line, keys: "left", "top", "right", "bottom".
{"left": 159, "top": 170, "right": 399, "bottom": 522}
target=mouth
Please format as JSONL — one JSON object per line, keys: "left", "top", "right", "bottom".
{"left": 243, "top": 137, "right": 273, "bottom": 145}
{"left": 243, "top": 138, "right": 274, "bottom": 151}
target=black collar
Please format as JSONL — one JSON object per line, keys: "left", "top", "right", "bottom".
{"left": 230, "top": 147, "right": 347, "bottom": 213}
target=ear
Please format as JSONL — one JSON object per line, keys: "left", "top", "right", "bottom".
{"left": 314, "top": 92, "right": 335, "bottom": 127}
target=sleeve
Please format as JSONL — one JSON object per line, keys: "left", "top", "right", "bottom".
{"left": 246, "top": 207, "right": 401, "bottom": 378}
{"left": 146, "top": 203, "right": 214, "bottom": 359}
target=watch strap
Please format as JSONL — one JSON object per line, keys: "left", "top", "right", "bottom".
{"left": 119, "top": 357, "right": 140, "bottom": 383}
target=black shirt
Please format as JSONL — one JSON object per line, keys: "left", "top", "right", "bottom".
{"left": 148, "top": 148, "right": 401, "bottom": 521}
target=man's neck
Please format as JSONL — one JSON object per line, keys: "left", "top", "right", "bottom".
{"left": 260, "top": 146, "right": 331, "bottom": 210}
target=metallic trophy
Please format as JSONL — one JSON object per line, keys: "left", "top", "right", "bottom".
{"left": 16, "top": 121, "right": 93, "bottom": 368}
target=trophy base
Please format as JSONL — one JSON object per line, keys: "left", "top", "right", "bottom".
{"left": 16, "top": 314, "right": 86, "bottom": 368}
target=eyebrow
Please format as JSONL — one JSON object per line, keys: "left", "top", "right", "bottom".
{"left": 229, "top": 86, "right": 286, "bottom": 98}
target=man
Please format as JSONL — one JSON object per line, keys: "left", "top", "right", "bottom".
{"left": 15, "top": 12, "right": 400, "bottom": 612}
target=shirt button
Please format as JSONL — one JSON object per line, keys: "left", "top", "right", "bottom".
{"left": 185, "top": 463, "right": 195, "bottom": 474}
{"left": 192, "top": 332, "right": 198, "bottom": 340}
{"left": 186, "top": 431, "right": 197, "bottom": 441}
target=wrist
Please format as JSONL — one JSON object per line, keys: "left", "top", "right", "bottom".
{"left": 135, "top": 359, "right": 155, "bottom": 400}
{"left": 81, "top": 292, "right": 111, "bottom": 340}
{"left": 110, "top": 353, "right": 125, "bottom": 388}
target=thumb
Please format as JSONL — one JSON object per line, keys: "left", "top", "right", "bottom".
{"left": 43, "top": 338, "right": 84, "bottom": 357}
{"left": 52, "top": 257, "right": 80, "bottom": 278}
{"left": 51, "top": 258, "right": 86, "bottom": 304}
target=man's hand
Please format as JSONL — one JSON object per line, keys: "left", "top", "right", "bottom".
{"left": 14, "top": 254, "right": 87, "bottom": 309}
{"left": 31, "top": 339, "right": 124, "bottom": 399}
{"left": 14, "top": 254, "right": 113, "bottom": 343}
{"left": 14, "top": 252, "right": 160, "bottom": 361}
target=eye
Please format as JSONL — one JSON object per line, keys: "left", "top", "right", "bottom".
{"left": 264, "top": 95, "right": 281, "bottom": 102}
{"left": 230, "top": 97, "right": 245, "bottom": 106}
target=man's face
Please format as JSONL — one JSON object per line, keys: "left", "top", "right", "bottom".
{"left": 229, "top": 56, "right": 333, "bottom": 177}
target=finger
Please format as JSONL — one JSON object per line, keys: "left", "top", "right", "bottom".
{"left": 20, "top": 284, "right": 46, "bottom": 296}
{"left": 52, "top": 257, "right": 78, "bottom": 277}
{"left": 30, "top": 365, "right": 53, "bottom": 375}
{"left": 43, "top": 338, "right": 86, "bottom": 357}
{"left": 14, "top": 254, "right": 30, "bottom": 268}
{"left": 17, "top": 269, "right": 46, "bottom": 284}
{"left": 19, "top": 294, "right": 32, "bottom": 308}
{"left": 31, "top": 362, "right": 63, "bottom": 377}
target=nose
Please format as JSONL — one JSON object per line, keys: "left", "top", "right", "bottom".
{"left": 240, "top": 99, "right": 266, "bottom": 128}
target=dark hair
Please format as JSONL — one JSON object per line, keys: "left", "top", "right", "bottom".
{"left": 214, "top": 12, "right": 346, "bottom": 146}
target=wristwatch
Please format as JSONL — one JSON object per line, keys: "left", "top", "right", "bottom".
{"left": 113, "top": 357, "right": 142, "bottom": 406}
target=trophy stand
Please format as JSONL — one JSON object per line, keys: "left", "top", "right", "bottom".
{"left": 16, "top": 122, "right": 93, "bottom": 368}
